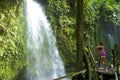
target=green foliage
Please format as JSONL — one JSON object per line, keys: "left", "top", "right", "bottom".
{"left": 84, "top": 0, "right": 120, "bottom": 45}
{"left": 47, "top": 0, "right": 120, "bottom": 74}
{"left": 0, "top": 1, "right": 26, "bottom": 80}
{"left": 47, "top": 0, "right": 69, "bottom": 16}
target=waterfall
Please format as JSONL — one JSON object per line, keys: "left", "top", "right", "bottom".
{"left": 107, "top": 34, "right": 115, "bottom": 49}
{"left": 26, "top": 0, "right": 66, "bottom": 80}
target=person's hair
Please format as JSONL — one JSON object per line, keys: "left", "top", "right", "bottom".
{"left": 99, "top": 42, "right": 104, "bottom": 46}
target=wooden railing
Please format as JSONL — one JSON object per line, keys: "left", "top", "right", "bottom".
{"left": 87, "top": 46, "right": 98, "bottom": 72}
{"left": 54, "top": 69, "right": 86, "bottom": 80}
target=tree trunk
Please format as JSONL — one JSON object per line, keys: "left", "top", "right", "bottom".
{"left": 76, "top": 0, "right": 84, "bottom": 71}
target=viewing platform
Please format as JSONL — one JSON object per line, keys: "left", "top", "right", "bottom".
{"left": 54, "top": 68, "right": 118, "bottom": 80}
{"left": 54, "top": 45, "right": 120, "bottom": 80}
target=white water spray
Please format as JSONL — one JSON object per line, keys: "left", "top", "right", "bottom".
{"left": 26, "top": 0, "right": 66, "bottom": 80}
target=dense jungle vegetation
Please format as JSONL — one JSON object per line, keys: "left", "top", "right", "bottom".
{"left": 0, "top": 0, "right": 120, "bottom": 80}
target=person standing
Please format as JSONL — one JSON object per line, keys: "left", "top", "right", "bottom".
{"left": 96, "top": 42, "right": 107, "bottom": 70}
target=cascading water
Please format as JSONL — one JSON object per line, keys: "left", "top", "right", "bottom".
{"left": 26, "top": 0, "right": 66, "bottom": 80}
{"left": 107, "top": 34, "right": 115, "bottom": 49}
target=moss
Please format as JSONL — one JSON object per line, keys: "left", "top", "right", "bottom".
{"left": 0, "top": 0, "right": 26, "bottom": 80}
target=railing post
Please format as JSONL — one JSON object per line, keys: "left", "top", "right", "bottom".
{"left": 112, "top": 44, "right": 120, "bottom": 79}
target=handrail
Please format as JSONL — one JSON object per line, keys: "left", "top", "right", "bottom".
{"left": 54, "top": 69, "right": 86, "bottom": 80}
{"left": 115, "top": 71, "right": 118, "bottom": 80}
{"left": 87, "top": 46, "right": 98, "bottom": 72}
